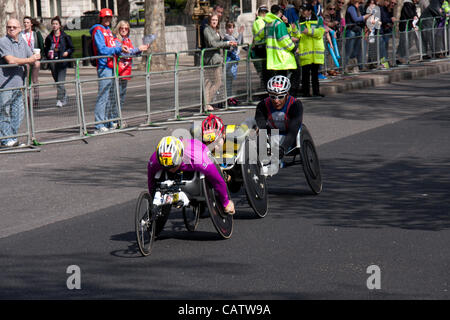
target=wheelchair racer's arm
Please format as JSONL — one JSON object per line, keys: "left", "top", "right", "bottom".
{"left": 282, "top": 102, "right": 303, "bottom": 153}
{"left": 147, "top": 152, "right": 163, "bottom": 195}
{"left": 255, "top": 101, "right": 269, "bottom": 130}
{"left": 186, "top": 140, "right": 231, "bottom": 208}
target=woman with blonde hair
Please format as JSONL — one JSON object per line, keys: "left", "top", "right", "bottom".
{"left": 112, "top": 20, "right": 149, "bottom": 127}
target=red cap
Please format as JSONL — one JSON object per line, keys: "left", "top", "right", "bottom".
{"left": 99, "top": 8, "right": 113, "bottom": 18}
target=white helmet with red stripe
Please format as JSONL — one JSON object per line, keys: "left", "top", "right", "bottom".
{"left": 267, "top": 75, "right": 291, "bottom": 95}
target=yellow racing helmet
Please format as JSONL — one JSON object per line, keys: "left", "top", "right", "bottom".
{"left": 156, "top": 136, "right": 184, "bottom": 168}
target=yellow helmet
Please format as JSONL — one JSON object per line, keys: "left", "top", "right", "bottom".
{"left": 156, "top": 136, "right": 184, "bottom": 168}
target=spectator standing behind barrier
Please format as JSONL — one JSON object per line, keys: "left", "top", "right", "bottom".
{"left": 323, "top": 2, "right": 342, "bottom": 75}
{"left": 419, "top": 0, "right": 445, "bottom": 59}
{"left": 363, "top": 0, "right": 382, "bottom": 69}
{"left": 285, "top": 0, "right": 302, "bottom": 23}
{"left": 0, "top": 19, "right": 40, "bottom": 147}
{"left": 21, "top": 16, "right": 44, "bottom": 108}
{"left": 90, "top": 8, "right": 129, "bottom": 133}
{"left": 345, "top": 0, "right": 372, "bottom": 72}
{"left": 397, "top": 0, "right": 420, "bottom": 63}
{"left": 252, "top": 5, "right": 270, "bottom": 89}
{"left": 298, "top": 3, "right": 326, "bottom": 97}
{"left": 200, "top": 5, "right": 224, "bottom": 50}
{"left": 310, "top": 0, "right": 324, "bottom": 17}
{"left": 335, "top": 0, "right": 347, "bottom": 37}
{"left": 379, "top": 0, "right": 396, "bottom": 67}
{"left": 44, "top": 16, "right": 74, "bottom": 108}
{"left": 223, "top": 21, "right": 244, "bottom": 106}
{"left": 203, "top": 14, "right": 237, "bottom": 111}
{"left": 264, "top": 5, "right": 298, "bottom": 79}
{"left": 286, "top": 0, "right": 303, "bottom": 95}
{"left": 113, "top": 20, "right": 150, "bottom": 128}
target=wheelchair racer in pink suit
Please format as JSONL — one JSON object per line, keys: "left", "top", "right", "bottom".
{"left": 147, "top": 136, "right": 235, "bottom": 214}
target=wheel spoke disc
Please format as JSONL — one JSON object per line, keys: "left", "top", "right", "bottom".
{"left": 241, "top": 138, "right": 268, "bottom": 218}
{"left": 300, "top": 126, "right": 323, "bottom": 195}
{"left": 203, "top": 180, "right": 233, "bottom": 239}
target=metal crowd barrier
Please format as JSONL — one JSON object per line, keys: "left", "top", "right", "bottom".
{"left": 1, "top": 17, "right": 449, "bottom": 153}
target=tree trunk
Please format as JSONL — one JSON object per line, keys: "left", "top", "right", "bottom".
{"left": 0, "top": 0, "right": 27, "bottom": 38}
{"left": 184, "top": 0, "right": 197, "bottom": 16}
{"left": 117, "top": 0, "right": 130, "bottom": 22}
{"left": 144, "top": 0, "right": 167, "bottom": 71}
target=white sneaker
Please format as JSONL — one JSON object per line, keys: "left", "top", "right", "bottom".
{"left": 4, "top": 139, "right": 18, "bottom": 147}
{"left": 110, "top": 123, "right": 118, "bottom": 130}
{"left": 94, "top": 127, "right": 109, "bottom": 134}
{"left": 56, "top": 100, "right": 63, "bottom": 108}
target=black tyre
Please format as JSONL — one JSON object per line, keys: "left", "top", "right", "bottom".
{"left": 300, "top": 125, "right": 323, "bottom": 195}
{"left": 182, "top": 205, "right": 200, "bottom": 232}
{"left": 155, "top": 204, "right": 171, "bottom": 236}
{"left": 241, "top": 138, "right": 268, "bottom": 218}
{"left": 203, "top": 179, "right": 233, "bottom": 239}
{"left": 135, "top": 191, "right": 156, "bottom": 256}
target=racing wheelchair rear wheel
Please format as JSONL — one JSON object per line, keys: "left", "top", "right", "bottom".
{"left": 300, "top": 125, "right": 323, "bottom": 195}
{"left": 241, "top": 138, "right": 268, "bottom": 218}
{"left": 135, "top": 191, "right": 156, "bottom": 256}
{"left": 203, "top": 179, "right": 233, "bottom": 239}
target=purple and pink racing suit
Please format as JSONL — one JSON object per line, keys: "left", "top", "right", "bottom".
{"left": 147, "top": 139, "right": 230, "bottom": 207}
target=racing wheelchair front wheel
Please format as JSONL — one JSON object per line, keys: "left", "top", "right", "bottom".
{"left": 241, "top": 138, "right": 268, "bottom": 218}
{"left": 300, "top": 125, "right": 323, "bottom": 195}
{"left": 182, "top": 204, "right": 201, "bottom": 232}
{"left": 203, "top": 179, "right": 233, "bottom": 239}
{"left": 135, "top": 191, "right": 156, "bottom": 256}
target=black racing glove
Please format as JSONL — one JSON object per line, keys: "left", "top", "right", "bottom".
{"left": 278, "top": 146, "right": 285, "bottom": 160}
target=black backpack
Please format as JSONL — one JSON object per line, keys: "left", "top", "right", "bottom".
{"left": 82, "top": 34, "right": 96, "bottom": 67}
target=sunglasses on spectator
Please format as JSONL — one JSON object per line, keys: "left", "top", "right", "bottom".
{"left": 7, "top": 26, "right": 19, "bottom": 29}
{"left": 120, "top": 27, "right": 129, "bottom": 30}
{"left": 338, "top": 1, "right": 344, "bottom": 4}
{"left": 329, "top": 7, "right": 336, "bottom": 10}
{"left": 269, "top": 94, "right": 287, "bottom": 100}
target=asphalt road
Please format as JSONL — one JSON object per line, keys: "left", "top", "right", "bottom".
{"left": 0, "top": 72, "right": 449, "bottom": 300}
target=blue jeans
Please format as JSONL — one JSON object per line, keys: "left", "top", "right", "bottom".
{"left": 119, "top": 79, "right": 128, "bottom": 111}
{"left": 345, "top": 29, "right": 363, "bottom": 69}
{"left": 50, "top": 63, "right": 67, "bottom": 102}
{"left": 0, "top": 89, "right": 24, "bottom": 145}
{"left": 94, "top": 68, "right": 118, "bottom": 129}
{"left": 380, "top": 33, "right": 390, "bottom": 60}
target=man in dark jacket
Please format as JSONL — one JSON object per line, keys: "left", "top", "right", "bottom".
{"left": 379, "top": 0, "right": 397, "bottom": 63}
{"left": 397, "top": 0, "right": 420, "bottom": 62}
{"left": 420, "top": 0, "right": 445, "bottom": 58}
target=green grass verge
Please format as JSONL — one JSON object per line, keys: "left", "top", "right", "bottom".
{"left": 65, "top": 29, "right": 91, "bottom": 59}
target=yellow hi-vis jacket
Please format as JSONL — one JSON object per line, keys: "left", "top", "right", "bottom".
{"left": 252, "top": 16, "right": 266, "bottom": 45}
{"left": 298, "top": 16, "right": 325, "bottom": 66}
{"left": 264, "top": 12, "right": 297, "bottom": 70}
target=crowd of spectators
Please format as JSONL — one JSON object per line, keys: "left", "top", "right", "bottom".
{"left": 251, "top": 0, "right": 449, "bottom": 84}
{"left": 1, "top": 1, "right": 449, "bottom": 147}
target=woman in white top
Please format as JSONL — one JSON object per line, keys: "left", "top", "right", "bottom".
{"left": 21, "top": 16, "right": 44, "bottom": 107}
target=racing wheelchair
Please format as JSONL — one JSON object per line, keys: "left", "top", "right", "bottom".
{"left": 262, "top": 123, "right": 322, "bottom": 195}
{"left": 135, "top": 167, "right": 234, "bottom": 257}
